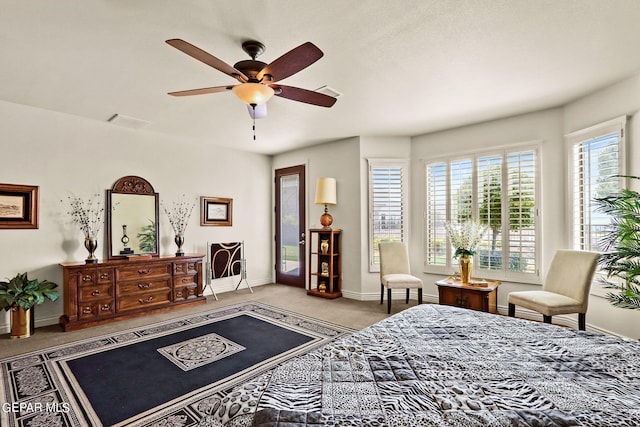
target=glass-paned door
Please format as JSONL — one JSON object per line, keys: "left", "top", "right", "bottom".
{"left": 275, "top": 165, "right": 306, "bottom": 287}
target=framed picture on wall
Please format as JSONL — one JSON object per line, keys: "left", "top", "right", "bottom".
{"left": 200, "top": 196, "right": 232, "bottom": 226}
{"left": 0, "top": 183, "right": 39, "bottom": 229}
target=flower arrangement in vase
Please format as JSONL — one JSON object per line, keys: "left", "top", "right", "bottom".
{"left": 161, "top": 195, "right": 196, "bottom": 256}
{"left": 62, "top": 193, "right": 104, "bottom": 263}
{"left": 444, "top": 221, "right": 487, "bottom": 283}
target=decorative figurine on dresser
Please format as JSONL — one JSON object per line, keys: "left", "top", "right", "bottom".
{"left": 59, "top": 176, "right": 205, "bottom": 331}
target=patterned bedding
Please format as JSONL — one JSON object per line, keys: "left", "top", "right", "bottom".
{"left": 214, "top": 304, "right": 640, "bottom": 427}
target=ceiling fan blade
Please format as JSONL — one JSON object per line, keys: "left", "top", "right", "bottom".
{"left": 257, "top": 42, "right": 323, "bottom": 83}
{"left": 273, "top": 85, "right": 337, "bottom": 107}
{"left": 166, "top": 39, "right": 248, "bottom": 82}
{"left": 168, "top": 85, "right": 233, "bottom": 97}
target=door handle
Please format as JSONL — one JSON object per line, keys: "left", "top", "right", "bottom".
{"left": 299, "top": 232, "right": 305, "bottom": 245}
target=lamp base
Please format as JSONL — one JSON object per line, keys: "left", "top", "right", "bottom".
{"left": 320, "top": 212, "right": 333, "bottom": 228}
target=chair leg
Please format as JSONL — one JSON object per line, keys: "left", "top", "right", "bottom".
{"left": 418, "top": 288, "right": 423, "bottom": 305}
{"left": 380, "top": 283, "right": 384, "bottom": 305}
{"left": 508, "top": 303, "right": 515, "bottom": 317}
{"left": 578, "top": 313, "right": 586, "bottom": 331}
{"left": 405, "top": 289, "right": 410, "bottom": 304}
{"left": 543, "top": 315, "right": 552, "bottom": 324}
{"left": 387, "top": 289, "right": 392, "bottom": 314}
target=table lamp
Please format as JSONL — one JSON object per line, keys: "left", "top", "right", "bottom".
{"left": 315, "top": 177, "right": 337, "bottom": 228}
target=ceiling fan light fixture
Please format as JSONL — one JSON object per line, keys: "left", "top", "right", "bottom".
{"left": 232, "top": 82, "right": 274, "bottom": 105}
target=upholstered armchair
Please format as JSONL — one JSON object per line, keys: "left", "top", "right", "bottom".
{"left": 508, "top": 249, "right": 599, "bottom": 330}
{"left": 379, "top": 242, "right": 423, "bottom": 314}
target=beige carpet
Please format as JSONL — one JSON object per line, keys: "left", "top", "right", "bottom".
{"left": 2, "top": 284, "right": 412, "bottom": 358}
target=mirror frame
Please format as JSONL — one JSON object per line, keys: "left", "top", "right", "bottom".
{"left": 106, "top": 175, "right": 160, "bottom": 259}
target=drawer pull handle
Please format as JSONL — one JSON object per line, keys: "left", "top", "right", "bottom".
{"left": 92, "top": 290, "right": 100, "bottom": 296}
{"left": 82, "top": 307, "right": 92, "bottom": 314}
{"left": 138, "top": 283, "right": 152, "bottom": 289}
{"left": 82, "top": 275, "right": 92, "bottom": 282}
{"left": 100, "top": 273, "right": 109, "bottom": 279}
{"left": 101, "top": 304, "right": 111, "bottom": 311}
{"left": 138, "top": 268, "right": 151, "bottom": 275}
{"left": 139, "top": 296, "right": 154, "bottom": 304}
{"left": 182, "top": 278, "right": 190, "bottom": 283}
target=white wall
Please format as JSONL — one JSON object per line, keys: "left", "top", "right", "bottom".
{"left": 272, "top": 137, "right": 362, "bottom": 295}
{"left": 5, "top": 71, "right": 640, "bottom": 339}
{"left": 0, "top": 100, "right": 273, "bottom": 332}
{"left": 408, "top": 73, "right": 640, "bottom": 339}
{"left": 562, "top": 73, "right": 640, "bottom": 337}
{"left": 410, "top": 108, "right": 565, "bottom": 299}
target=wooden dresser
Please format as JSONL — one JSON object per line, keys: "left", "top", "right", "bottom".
{"left": 60, "top": 254, "right": 206, "bottom": 331}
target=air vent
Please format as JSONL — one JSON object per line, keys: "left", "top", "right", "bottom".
{"left": 315, "top": 85, "right": 342, "bottom": 98}
{"left": 107, "top": 114, "right": 150, "bottom": 130}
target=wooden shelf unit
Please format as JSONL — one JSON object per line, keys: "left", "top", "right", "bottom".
{"left": 307, "top": 228, "right": 342, "bottom": 299}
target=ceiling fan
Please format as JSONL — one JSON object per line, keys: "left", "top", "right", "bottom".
{"left": 165, "top": 38, "right": 337, "bottom": 117}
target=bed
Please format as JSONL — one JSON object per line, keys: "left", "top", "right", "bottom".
{"left": 213, "top": 304, "right": 640, "bottom": 427}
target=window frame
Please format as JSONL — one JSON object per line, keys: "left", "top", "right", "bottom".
{"left": 423, "top": 142, "right": 541, "bottom": 283}
{"left": 565, "top": 116, "right": 627, "bottom": 252}
{"left": 368, "top": 158, "right": 409, "bottom": 273}
{"left": 565, "top": 116, "right": 627, "bottom": 297}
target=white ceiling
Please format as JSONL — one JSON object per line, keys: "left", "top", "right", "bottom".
{"left": 2, "top": 0, "right": 640, "bottom": 155}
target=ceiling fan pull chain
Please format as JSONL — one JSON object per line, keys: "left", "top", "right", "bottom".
{"left": 251, "top": 104, "right": 257, "bottom": 141}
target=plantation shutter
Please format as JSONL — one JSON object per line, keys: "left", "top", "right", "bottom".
{"left": 369, "top": 159, "right": 408, "bottom": 271}
{"left": 425, "top": 162, "right": 448, "bottom": 266}
{"left": 476, "top": 155, "right": 502, "bottom": 271}
{"left": 450, "top": 159, "right": 473, "bottom": 223}
{"left": 424, "top": 144, "right": 539, "bottom": 282}
{"left": 506, "top": 150, "right": 536, "bottom": 274}
{"left": 571, "top": 132, "right": 621, "bottom": 251}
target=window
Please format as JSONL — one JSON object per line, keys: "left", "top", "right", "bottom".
{"left": 424, "top": 145, "right": 539, "bottom": 281}
{"left": 368, "top": 159, "right": 408, "bottom": 271}
{"left": 567, "top": 116, "right": 626, "bottom": 252}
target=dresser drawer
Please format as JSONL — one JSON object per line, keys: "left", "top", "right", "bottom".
{"left": 173, "top": 274, "right": 197, "bottom": 288}
{"left": 78, "top": 284, "right": 114, "bottom": 302}
{"left": 174, "top": 284, "right": 198, "bottom": 301}
{"left": 79, "top": 300, "right": 115, "bottom": 320}
{"left": 77, "top": 268, "right": 113, "bottom": 285}
{"left": 174, "top": 261, "right": 198, "bottom": 275}
{"left": 117, "top": 290, "right": 171, "bottom": 312}
{"left": 117, "top": 278, "right": 171, "bottom": 295}
{"left": 116, "top": 264, "right": 171, "bottom": 281}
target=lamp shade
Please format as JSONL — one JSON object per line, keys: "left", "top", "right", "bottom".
{"left": 315, "top": 177, "right": 337, "bottom": 205}
{"left": 232, "top": 82, "right": 275, "bottom": 105}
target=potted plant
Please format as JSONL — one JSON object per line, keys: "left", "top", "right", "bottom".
{"left": 594, "top": 175, "right": 640, "bottom": 309}
{"left": 0, "top": 272, "right": 59, "bottom": 338}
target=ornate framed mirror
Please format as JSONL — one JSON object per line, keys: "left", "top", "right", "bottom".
{"left": 106, "top": 176, "right": 159, "bottom": 259}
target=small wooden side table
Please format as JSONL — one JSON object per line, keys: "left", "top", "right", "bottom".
{"left": 435, "top": 276, "right": 501, "bottom": 314}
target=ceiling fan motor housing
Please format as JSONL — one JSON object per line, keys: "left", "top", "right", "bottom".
{"left": 233, "top": 59, "right": 268, "bottom": 81}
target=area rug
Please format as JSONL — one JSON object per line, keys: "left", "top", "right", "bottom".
{"left": 0, "top": 302, "right": 354, "bottom": 427}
